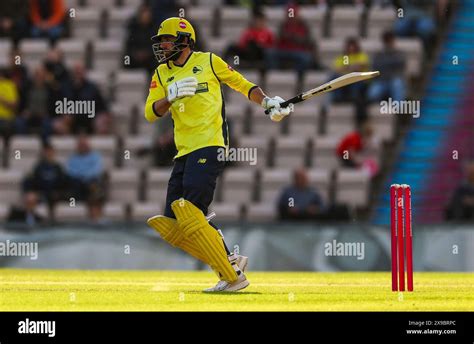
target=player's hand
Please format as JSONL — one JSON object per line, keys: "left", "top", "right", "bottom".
{"left": 261, "top": 96, "right": 292, "bottom": 122}
{"left": 167, "top": 77, "right": 198, "bottom": 103}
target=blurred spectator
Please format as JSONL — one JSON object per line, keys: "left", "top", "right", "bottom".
{"left": 393, "top": 0, "right": 436, "bottom": 53}
{"left": 278, "top": 167, "right": 325, "bottom": 221}
{"left": 136, "top": 114, "right": 176, "bottom": 167}
{"left": 336, "top": 121, "right": 379, "bottom": 177}
{"left": 150, "top": 0, "right": 179, "bottom": 29}
{"left": 267, "top": 3, "right": 316, "bottom": 76}
{"left": 16, "top": 65, "right": 54, "bottom": 138}
{"left": 23, "top": 143, "right": 69, "bottom": 208}
{"left": 29, "top": 0, "right": 66, "bottom": 41}
{"left": 43, "top": 47, "right": 70, "bottom": 88}
{"left": 330, "top": 37, "right": 370, "bottom": 124}
{"left": 58, "top": 62, "right": 111, "bottom": 135}
{"left": 41, "top": 47, "right": 73, "bottom": 134}
{"left": 0, "top": 68, "right": 19, "bottom": 139}
{"left": 0, "top": 0, "right": 29, "bottom": 42}
{"left": 225, "top": 11, "right": 274, "bottom": 68}
{"left": 6, "top": 49, "right": 30, "bottom": 114}
{"left": 7, "top": 192, "right": 44, "bottom": 226}
{"left": 331, "top": 37, "right": 369, "bottom": 102}
{"left": 446, "top": 162, "right": 474, "bottom": 221}
{"left": 66, "top": 135, "right": 106, "bottom": 223}
{"left": 151, "top": 114, "right": 176, "bottom": 166}
{"left": 368, "top": 31, "right": 406, "bottom": 103}
{"left": 66, "top": 135, "right": 104, "bottom": 199}
{"left": 124, "top": 4, "right": 156, "bottom": 72}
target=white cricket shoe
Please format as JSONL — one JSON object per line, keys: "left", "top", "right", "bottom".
{"left": 235, "top": 255, "right": 248, "bottom": 272}
{"left": 204, "top": 273, "right": 249, "bottom": 292}
{"left": 228, "top": 253, "right": 249, "bottom": 272}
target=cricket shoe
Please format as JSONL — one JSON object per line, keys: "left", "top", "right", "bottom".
{"left": 229, "top": 253, "right": 249, "bottom": 272}
{"left": 203, "top": 273, "right": 249, "bottom": 292}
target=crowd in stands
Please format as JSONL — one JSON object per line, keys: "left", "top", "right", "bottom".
{"left": 0, "top": 0, "right": 461, "bottom": 225}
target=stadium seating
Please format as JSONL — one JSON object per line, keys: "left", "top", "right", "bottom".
{"left": 246, "top": 202, "right": 276, "bottom": 222}
{"left": 0, "top": 39, "right": 12, "bottom": 66}
{"left": 330, "top": 6, "right": 362, "bottom": 38}
{"left": 107, "top": 7, "right": 135, "bottom": 39}
{"left": 108, "top": 169, "right": 140, "bottom": 203}
{"left": 287, "top": 105, "right": 320, "bottom": 138}
{"left": 209, "top": 202, "right": 241, "bottom": 222}
{"left": 334, "top": 169, "right": 370, "bottom": 208}
{"left": 57, "top": 39, "right": 87, "bottom": 67}
{"left": 93, "top": 40, "right": 123, "bottom": 73}
{"left": 18, "top": 39, "right": 49, "bottom": 70}
{"left": 0, "top": 1, "right": 429, "bottom": 223}
{"left": 366, "top": 6, "right": 397, "bottom": 38}
{"left": 145, "top": 169, "right": 173, "bottom": 204}
{"left": 325, "top": 104, "right": 356, "bottom": 139}
{"left": 130, "top": 202, "right": 162, "bottom": 221}
{"left": 274, "top": 136, "right": 308, "bottom": 168}
{"left": 220, "top": 168, "right": 256, "bottom": 204}
{"left": 8, "top": 136, "right": 42, "bottom": 171}
{"left": 260, "top": 169, "right": 292, "bottom": 203}
{"left": 70, "top": 8, "right": 101, "bottom": 40}
{"left": 0, "top": 169, "right": 24, "bottom": 205}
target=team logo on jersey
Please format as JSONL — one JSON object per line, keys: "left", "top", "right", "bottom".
{"left": 179, "top": 22, "right": 187, "bottom": 29}
{"left": 166, "top": 76, "right": 175, "bottom": 82}
{"left": 149, "top": 80, "right": 157, "bottom": 88}
{"left": 192, "top": 66, "right": 203, "bottom": 74}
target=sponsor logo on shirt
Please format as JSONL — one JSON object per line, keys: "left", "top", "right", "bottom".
{"left": 150, "top": 80, "right": 157, "bottom": 88}
{"left": 166, "top": 76, "right": 175, "bottom": 82}
{"left": 196, "top": 82, "right": 209, "bottom": 94}
{"left": 179, "top": 22, "right": 187, "bottom": 29}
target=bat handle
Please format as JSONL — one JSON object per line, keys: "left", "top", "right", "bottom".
{"left": 264, "top": 100, "right": 291, "bottom": 115}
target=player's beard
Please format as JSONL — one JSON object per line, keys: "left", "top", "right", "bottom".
{"left": 153, "top": 43, "right": 187, "bottom": 64}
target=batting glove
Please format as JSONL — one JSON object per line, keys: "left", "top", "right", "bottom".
{"left": 167, "top": 77, "right": 198, "bottom": 103}
{"left": 261, "top": 96, "right": 292, "bottom": 122}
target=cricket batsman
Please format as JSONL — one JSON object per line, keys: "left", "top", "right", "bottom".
{"left": 145, "top": 17, "right": 293, "bottom": 292}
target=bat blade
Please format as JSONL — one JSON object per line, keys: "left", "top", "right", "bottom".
{"left": 301, "top": 71, "right": 380, "bottom": 100}
{"left": 264, "top": 71, "right": 380, "bottom": 114}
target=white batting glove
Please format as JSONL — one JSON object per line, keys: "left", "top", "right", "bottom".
{"left": 167, "top": 77, "right": 198, "bottom": 103}
{"left": 261, "top": 96, "right": 292, "bottom": 122}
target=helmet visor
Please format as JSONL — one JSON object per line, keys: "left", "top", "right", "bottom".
{"left": 151, "top": 34, "right": 189, "bottom": 64}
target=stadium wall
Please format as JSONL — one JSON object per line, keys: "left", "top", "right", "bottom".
{"left": 0, "top": 224, "right": 473, "bottom": 272}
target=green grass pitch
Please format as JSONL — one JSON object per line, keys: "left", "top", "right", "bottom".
{"left": 0, "top": 269, "right": 472, "bottom": 311}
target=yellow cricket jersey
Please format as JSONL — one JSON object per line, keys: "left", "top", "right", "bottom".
{"left": 0, "top": 78, "right": 18, "bottom": 121}
{"left": 334, "top": 52, "right": 370, "bottom": 71}
{"left": 144, "top": 51, "right": 257, "bottom": 158}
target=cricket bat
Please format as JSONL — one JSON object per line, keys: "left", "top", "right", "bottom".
{"left": 265, "top": 71, "right": 380, "bottom": 114}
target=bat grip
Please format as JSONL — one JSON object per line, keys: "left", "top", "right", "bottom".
{"left": 264, "top": 100, "right": 291, "bottom": 115}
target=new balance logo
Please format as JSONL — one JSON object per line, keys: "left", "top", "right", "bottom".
{"left": 166, "top": 76, "right": 175, "bottom": 82}
{"left": 198, "top": 158, "right": 207, "bottom": 164}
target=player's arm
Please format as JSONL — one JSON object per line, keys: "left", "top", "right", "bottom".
{"left": 211, "top": 53, "right": 293, "bottom": 122}
{"left": 145, "top": 70, "right": 197, "bottom": 122}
